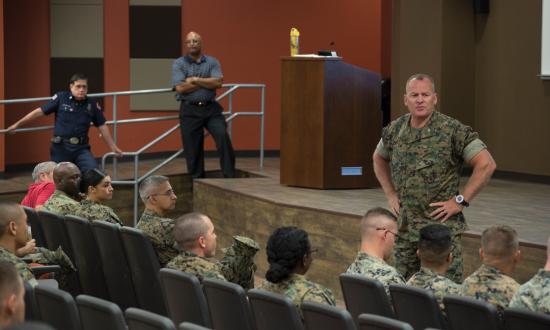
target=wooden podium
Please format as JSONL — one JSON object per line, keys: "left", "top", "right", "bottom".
{"left": 280, "top": 56, "right": 381, "bottom": 189}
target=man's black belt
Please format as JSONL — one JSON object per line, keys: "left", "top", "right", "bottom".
{"left": 183, "top": 100, "right": 214, "bottom": 107}
{"left": 51, "top": 136, "right": 89, "bottom": 145}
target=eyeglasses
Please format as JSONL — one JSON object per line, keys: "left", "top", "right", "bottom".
{"left": 308, "top": 248, "right": 319, "bottom": 255}
{"left": 376, "top": 227, "right": 400, "bottom": 238}
{"left": 148, "top": 189, "right": 175, "bottom": 199}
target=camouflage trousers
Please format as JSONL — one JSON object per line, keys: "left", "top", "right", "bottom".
{"left": 394, "top": 232, "right": 464, "bottom": 283}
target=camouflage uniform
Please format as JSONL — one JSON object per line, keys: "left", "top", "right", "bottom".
{"left": 462, "top": 264, "right": 520, "bottom": 311}
{"left": 136, "top": 208, "right": 178, "bottom": 267}
{"left": 346, "top": 251, "right": 405, "bottom": 296}
{"left": 0, "top": 246, "right": 38, "bottom": 286}
{"left": 42, "top": 190, "right": 81, "bottom": 216}
{"left": 378, "top": 111, "right": 487, "bottom": 283}
{"left": 509, "top": 269, "right": 550, "bottom": 314}
{"left": 407, "top": 267, "right": 462, "bottom": 312}
{"left": 77, "top": 199, "right": 122, "bottom": 225}
{"left": 258, "top": 273, "right": 336, "bottom": 318}
{"left": 167, "top": 250, "right": 227, "bottom": 282}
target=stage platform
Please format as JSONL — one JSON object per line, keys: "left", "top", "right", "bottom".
{"left": 2, "top": 156, "right": 549, "bottom": 298}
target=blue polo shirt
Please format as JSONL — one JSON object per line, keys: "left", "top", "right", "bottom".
{"left": 41, "top": 91, "right": 106, "bottom": 138}
{"left": 171, "top": 55, "right": 223, "bottom": 102}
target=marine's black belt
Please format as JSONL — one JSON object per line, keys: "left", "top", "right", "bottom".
{"left": 51, "top": 136, "right": 89, "bottom": 145}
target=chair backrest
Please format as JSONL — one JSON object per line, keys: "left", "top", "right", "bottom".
{"left": 358, "top": 314, "right": 413, "bottom": 330}
{"left": 504, "top": 307, "right": 550, "bottom": 330}
{"left": 339, "top": 273, "right": 394, "bottom": 319}
{"left": 443, "top": 295, "right": 500, "bottom": 330}
{"left": 247, "top": 289, "right": 304, "bottom": 330}
{"left": 159, "top": 269, "right": 211, "bottom": 327}
{"left": 23, "top": 206, "right": 46, "bottom": 247}
{"left": 178, "top": 322, "right": 211, "bottom": 330}
{"left": 76, "top": 294, "right": 126, "bottom": 330}
{"left": 301, "top": 301, "right": 355, "bottom": 330}
{"left": 34, "top": 285, "right": 81, "bottom": 330}
{"left": 65, "top": 215, "right": 109, "bottom": 299}
{"left": 5, "top": 321, "right": 56, "bottom": 330}
{"left": 125, "top": 308, "right": 176, "bottom": 330}
{"left": 91, "top": 220, "right": 138, "bottom": 310}
{"left": 24, "top": 281, "right": 39, "bottom": 321}
{"left": 389, "top": 284, "right": 445, "bottom": 330}
{"left": 202, "top": 278, "right": 255, "bottom": 330}
{"left": 37, "top": 210, "right": 74, "bottom": 260}
{"left": 120, "top": 226, "right": 167, "bottom": 315}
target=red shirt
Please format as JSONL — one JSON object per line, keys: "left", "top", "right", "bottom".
{"left": 21, "top": 182, "right": 55, "bottom": 208}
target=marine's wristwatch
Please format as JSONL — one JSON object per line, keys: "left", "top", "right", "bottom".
{"left": 455, "top": 194, "right": 469, "bottom": 207}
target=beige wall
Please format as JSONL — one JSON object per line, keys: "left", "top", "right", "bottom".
{"left": 393, "top": 0, "right": 550, "bottom": 176}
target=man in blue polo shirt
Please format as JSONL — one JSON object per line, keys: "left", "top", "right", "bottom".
{"left": 172, "top": 31, "right": 235, "bottom": 178}
{"left": 6, "top": 74, "right": 122, "bottom": 172}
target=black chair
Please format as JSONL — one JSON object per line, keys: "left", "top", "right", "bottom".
{"left": 76, "top": 294, "right": 127, "bottom": 330}
{"left": 34, "top": 285, "right": 81, "bottom": 330}
{"left": 24, "top": 282, "right": 39, "bottom": 321}
{"left": 339, "top": 273, "right": 394, "bottom": 319}
{"left": 202, "top": 278, "right": 255, "bottom": 330}
{"left": 443, "top": 295, "right": 500, "bottom": 330}
{"left": 22, "top": 206, "right": 46, "bottom": 247}
{"left": 65, "top": 215, "right": 109, "bottom": 299}
{"left": 159, "top": 269, "right": 211, "bottom": 327}
{"left": 125, "top": 308, "right": 176, "bottom": 330}
{"left": 178, "top": 322, "right": 211, "bottom": 330}
{"left": 389, "top": 284, "right": 445, "bottom": 330}
{"left": 91, "top": 220, "right": 138, "bottom": 310}
{"left": 6, "top": 321, "right": 56, "bottom": 330}
{"left": 37, "top": 210, "right": 74, "bottom": 260}
{"left": 358, "top": 314, "right": 413, "bottom": 330}
{"left": 120, "top": 226, "right": 167, "bottom": 315}
{"left": 301, "top": 301, "right": 356, "bottom": 330}
{"left": 247, "top": 289, "right": 303, "bottom": 330}
{"left": 504, "top": 307, "right": 550, "bottom": 330}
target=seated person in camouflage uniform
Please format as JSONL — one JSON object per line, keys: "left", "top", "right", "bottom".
{"left": 462, "top": 225, "right": 520, "bottom": 311}
{"left": 509, "top": 234, "right": 550, "bottom": 314}
{"left": 258, "top": 226, "right": 336, "bottom": 316}
{"left": 77, "top": 168, "right": 122, "bottom": 225}
{"left": 167, "top": 212, "right": 259, "bottom": 289}
{"left": 42, "top": 162, "right": 82, "bottom": 216}
{"left": 0, "top": 201, "right": 75, "bottom": 287}
{"left": 136, "top": 175, "right": 179, "bottom": 267}
{"left": 407, "top": 224, "right": 461, "bottom": 313}
{"left": 346, "top": 207, "right": 405, "bottom": 295}
{"left": 0, "top": 261, "right": 25, "bottom": 328}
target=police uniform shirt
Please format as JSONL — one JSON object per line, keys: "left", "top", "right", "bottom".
{"left": 41, "top": 91, "right": 106, "bottom": 138}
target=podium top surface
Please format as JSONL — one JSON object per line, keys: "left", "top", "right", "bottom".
{"left": 281, "top": 55, "right": 342, "bottom": 61}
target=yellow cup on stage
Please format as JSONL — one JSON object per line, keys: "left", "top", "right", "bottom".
{"left": 290, "top": 27, "right": 300, "bottom": 56}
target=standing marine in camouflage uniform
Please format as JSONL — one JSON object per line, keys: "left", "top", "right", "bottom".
{"left": 42, "top": 162, "right": 82, "bottom": 216}
{"left": 136, "top": 175, "right": 178, "bottom": 266}
{"left": 462, "top": 226, "right": 521, "bottom": 311}
{"left": 406, "top": 224, "right": 461, "bottom": 313}
{"left": 509, "top": 235, "right": 550, "bottom": 314}
{"left": 167, "top": 212, "right": 259, "bottom": 290}
{"left": 346, "top": 207, "right": 404, "bottom": 295}
{"left": 77, "top": 168, "right": 122, "bottom": 225}
{"left": 258, "top": 227, "right": 335, "bottom": 318}
{"left": 373, "top": 73, "right": 496, "bottom": 282}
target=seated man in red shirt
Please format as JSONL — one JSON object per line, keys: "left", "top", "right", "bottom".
{"left": 21, "top": 161, "right": 56, "bottom": 210}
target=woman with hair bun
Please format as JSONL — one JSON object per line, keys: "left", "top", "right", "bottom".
{"left": 258, "top": 226, "right": 335, "bottom": 314}
{"left": 77, "top": 168, "right": 122, "bottom": 225}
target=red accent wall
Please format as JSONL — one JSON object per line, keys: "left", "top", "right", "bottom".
{"left": 0, "top": 0, "right": 4, "bottom": 171}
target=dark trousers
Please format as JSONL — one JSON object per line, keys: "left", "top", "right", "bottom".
{"left": 179, "top": 101, "right": 235, "bottom": 178}
{"left": 50, "top": 142, "right": 97, "bottom": 173}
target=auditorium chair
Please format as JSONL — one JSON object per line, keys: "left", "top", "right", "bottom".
{"left": 5, "top": 322, "right": 56, "bottom": 330}
{"left": 76, "top": 295, "right": 127, "bottom": 330}
{"left": 22, "top": 206, "right": 46, "bottom": 247}
{"left": 91, "top": 220, "right": 138, "bottom": 310}
{"left": 24, "top": 281, "right": 39, "bottom": 321}
{"left": 389, "top": 284, "right": 446, "bottom": 330}
{"left": 125, "top": 308, "right": 176, "bottom": 330}
{"left": 247, "top": 289, "right": 304, "bottom": 330}
{"left": 202, "top": 278, "right": 255, "bottom": 330}
{"left": 339, "top": 273, "right": 394, "bottom": 320}
{"left": 504, "top": 307, "right": 550, "bottom": 330}
{"left": 65, "top": 215, "right": 109, "bottom": 299}
{"left": 443, "top": 295, "right": 500, "bottom": 330}
{"left": 178, "top": 322, "right": 211, "bottom": 330}
{"left": 357, "top": 314, "right": 413, "bottom": 330}
{"left": 34, "top": 285, "right": 81, "bottom": 330}
{"left": 159, "top": 269, "right": 211, "bottom": 327}
{"left": 120, "top": 226, "right": 167, "bottom": 316}
{"left": 301, "top": 301, "right": 356, "bottom": 330}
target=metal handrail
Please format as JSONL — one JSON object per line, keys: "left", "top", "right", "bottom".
{"left": 1, "top": 83, "right": 266, "bottom": 224}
